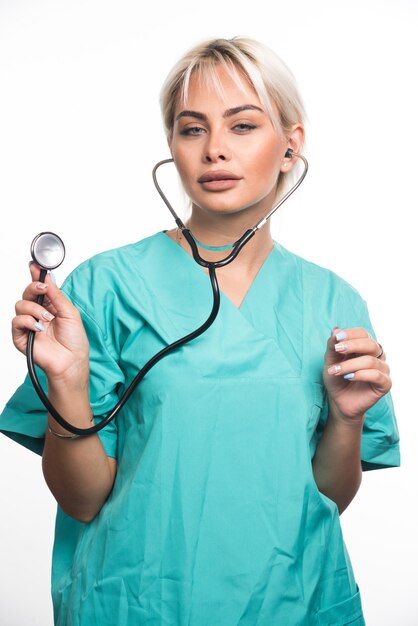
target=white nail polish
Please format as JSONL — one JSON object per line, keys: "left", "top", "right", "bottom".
{"left": 42, "top": 311, "right": 55, "bottom": 321}
{"left": 335, "top": 343, "right": 348, "bottom": 352}
{"left": 47, "top": 270, "right": 57, "bottom": 285}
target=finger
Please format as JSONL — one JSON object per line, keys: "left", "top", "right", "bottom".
{"left": 327, "top": 325, "right": 361, "bottom": 344}
{"left": 27, "top": 264, "right": 58, "bottom": 303}
{"left": 21, "top": 274, "right": 68, "bottom": 317}
{"left": 20, "top": 283, "right": 59, "bottom": 316}
{"left": 38, "top": 275, "right": 78, "bottom": 319}
{"left": 40, "top": 296, "right": 58, "bottom": 316}
{"left": 333, "top": 336, "right": 383, "bottom": 358}
{"left": 327, "top": 354, "right": 390, "bottom": 377}
{"left": 332, "top": 368, "right": 392, "bottom": 394}
{"left": 24, "top": 273, "right": 57, "bottom": 310}
{"left": 326, "top": 328, "right": 346, "bottom": 366}
{"left": 330, "top": 327, "right": 385, "bottom": 360}
{"left": 12, "top": 314, "right": 48, "bottom": 338}
{"left": 29, "top": 261, "right": 46, "bottom": 283}
{"left": 14, "top": 299, "right": 56, "bottom": 323}
{"left": 327, "top": 326, "right": 371, "bottom": 350}
{"left": 22, "top": 280, "right": 49, "bottom": 302}
{"left": 333, "top": 327, "right": 373, "bottom": 341}
{"left": 374, "top": 343, "right": 386, "bottom": 362}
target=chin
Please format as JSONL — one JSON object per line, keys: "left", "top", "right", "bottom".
{"left": 190, "top": 186, "right": 276, "bottom": 217}
{"left": 194, "top": 196, "right": 269, "bottom": 217}
{"left": 197, "top": 203, "right": 250, "bottom": 216}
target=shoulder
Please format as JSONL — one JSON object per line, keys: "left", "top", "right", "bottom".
{"left": 61, "top": 232, "right": 166, "bottom": 294}
{"left": 58, "top": 232, "right": 170, "bottom": 348}
{"left": 275, "top": 242, "right": 365, "bottom": 306}
{"left": 59, "top": 232, "right": 170, "bottom": 330}
{"left": 66, "top": 232, "right": 165, "bottom": 275}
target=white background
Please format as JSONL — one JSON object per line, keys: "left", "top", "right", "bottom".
{"left": 0, "top": 1, "right": 417, "bottom": 624}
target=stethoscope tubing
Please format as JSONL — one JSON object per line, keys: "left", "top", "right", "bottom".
{"left": 27, "top": 265, "right": 221, "bottom": 436}
{"left": 152, "top": 151, "right": 308, "bottom": 269}
{"left": 27, "top": 151, "right": 308, "bottom": 437}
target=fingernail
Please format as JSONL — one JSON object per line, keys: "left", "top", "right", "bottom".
{"left": 34, "top": 321, "right": 45, "bottom": 332}
{"left": 343, "top": 372, "right": 355, "bottom": 380}
{"left": 42, "top": 310, "right": 55, "bottom": 321}
{"left": 48, "top": 271, "right": 57, "bottom": 285}
{"left": 36, "top": 283, "right": 48, "bottom": 290}
{"left": 28, "top": 260, "right": 35, "bottom": 267}
{"left": 336, "top": 331, "right": 347, "bottom": 341}
{"left": 328, "top": 365, "right": 342, "bottom": 375}
{"left": 335, "top": 342, "right": 348, "bottom": 352}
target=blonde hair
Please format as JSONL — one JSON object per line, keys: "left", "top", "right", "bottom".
{"left": 160, "top": 37, "right": 306, "bottom": 199}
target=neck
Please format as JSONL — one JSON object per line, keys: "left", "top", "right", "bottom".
{"left": 185, "top": 207, "right": 274, "bottom": 267}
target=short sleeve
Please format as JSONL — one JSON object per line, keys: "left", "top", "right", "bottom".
{"left": 0, "top": 279, "right": 125, "bottom": 459}
{"left": 336, "top": 281, "right": 400, "bottom": 471}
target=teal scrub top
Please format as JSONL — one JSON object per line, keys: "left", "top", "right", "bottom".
{"left": 0, "top": 232, "right": 400, "bottom": 625}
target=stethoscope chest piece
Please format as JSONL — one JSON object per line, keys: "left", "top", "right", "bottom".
{"left": 30, "top": 232, "right": 66, "bottom": 271}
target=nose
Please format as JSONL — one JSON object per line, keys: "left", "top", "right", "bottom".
{"left": 203, "top": 129, "right": 231, "bottom": 163}
{"left": 205, "top": 153, "right": 226, "bottom": 163}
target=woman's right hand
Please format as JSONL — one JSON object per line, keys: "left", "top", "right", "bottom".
{"left": 12, "top": 263, "right": 90, "bottom": 383}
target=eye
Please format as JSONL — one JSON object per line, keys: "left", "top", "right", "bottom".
{"left": 232, "top": 123, "right": 257, "bottom": 133}
{"left": 179, "top": 126, "right": 206, "bottom": 136}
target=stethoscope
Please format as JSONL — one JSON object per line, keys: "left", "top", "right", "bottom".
{"left": 27, "top": 148, "right": 308, "bottom": 437}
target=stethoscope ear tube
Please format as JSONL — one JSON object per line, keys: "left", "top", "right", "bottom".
{"left": 153, "top": 152, "right": 308, "bottom": 267}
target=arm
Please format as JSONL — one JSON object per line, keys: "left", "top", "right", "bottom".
{"left": 312, "top": 402, "right": 364, "bottom": 514}
{"left": 43, "top": 373, "right": 117, "bottom": 523}
{"left": 312, "top": 326, "right": 391, "bottom": 514}
{"left": 13, "top": 266, "right": 116, "bottom": 522}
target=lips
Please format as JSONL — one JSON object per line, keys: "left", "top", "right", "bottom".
{"left": 198, "top": 170, "right": 241, "bottom": 183}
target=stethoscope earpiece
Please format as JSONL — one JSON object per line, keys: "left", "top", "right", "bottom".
{"left": 285, "top": 148, "right": 294, "bottom": 159}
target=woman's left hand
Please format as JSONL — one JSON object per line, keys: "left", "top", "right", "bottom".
{"left": 323, "top": 327, "right": 392, "bottom": 421}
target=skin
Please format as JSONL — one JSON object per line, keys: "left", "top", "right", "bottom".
{"left": 166, "top": 66, "right": 303, "bottom": 307}
{"left": 317, "top": 326, "right": 390, "bottom": 513}
{"left": 11, "top": 65, "right": 391, "bottom": 520}
{"left": 13, "top": 268, "right": 116, "bottom": 522}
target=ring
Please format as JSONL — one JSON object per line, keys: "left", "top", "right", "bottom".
{"left": 374, "top": 342, "right": 384, "bottom": 358}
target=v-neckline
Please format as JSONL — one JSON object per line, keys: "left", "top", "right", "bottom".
{"left": 160, "top": 231, "right": 276, "bottom": 311}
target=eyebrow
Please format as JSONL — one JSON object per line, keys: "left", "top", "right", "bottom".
{"left": 175, "top": 104, "right": 264, "bottom": 122}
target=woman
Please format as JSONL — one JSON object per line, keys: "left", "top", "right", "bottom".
{"left": 0, "top": 37, "right": 399, "bottom": 625}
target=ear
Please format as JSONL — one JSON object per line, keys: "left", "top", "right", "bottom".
{"left": 280, "top": 124, "right": 305, "bottom": 172}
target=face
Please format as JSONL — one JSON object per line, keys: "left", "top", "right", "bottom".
{"left": 169, "top": 64, "right": 294, "bottom": 220}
